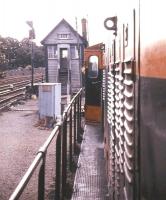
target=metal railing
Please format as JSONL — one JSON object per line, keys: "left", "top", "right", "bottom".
{"left": 9, "top": 88, "right": 83, "bottom": 200}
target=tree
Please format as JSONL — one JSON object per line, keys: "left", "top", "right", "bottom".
{"left": 34, "top": 45, "right": 45, "bottom": 67}
{"left": 4, "top": 37, "right": 20, "bottom": 68}
{"left": 0, "top": 36, "right": 45, "bottom": 70}
{"left": 0, "top": 36, "right": 7, "bottom": 70}
{"left": 15, "top": 38, "right": 31, "bottom": 68}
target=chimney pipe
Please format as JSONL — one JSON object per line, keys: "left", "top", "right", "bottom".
{"left": 81, "top": 18, "right": 87, "bottom": 41}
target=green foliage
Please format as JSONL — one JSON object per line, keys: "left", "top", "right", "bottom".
{"left": 0, "top": 36, "right": 7, "bottom": 70}
{"left": 0, "top": 35, "right": 45, "bottom": 70}
{"left": 34, "top": 45, "right": 45, "bottom": 67}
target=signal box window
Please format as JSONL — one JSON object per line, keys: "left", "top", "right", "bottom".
{"left": 58, "top": 33, "right": 70, "bottom": 39}
{"left": 48, "top": 46, "right": 57, "bottom": 59}
{"left": 88, "top": 56, "right": 99, "bottom": 78}
{"left": 71, "top": 45, "right": 78, "bottom": 59}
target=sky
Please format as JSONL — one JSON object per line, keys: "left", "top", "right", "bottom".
{"left": 0, "top": 0, "right": 117, "bottom": 46}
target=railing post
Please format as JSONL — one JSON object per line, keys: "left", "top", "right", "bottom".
{"left": 61, "top": 114, "right": 67, "bottom": 198}
{"left": 79, "top": 94, "right": 82, "bottom": 136}
{"left": 69, "top": 106, "right": 73, "bottom": 171}
{"left": 74, "top": 101, "right": 77, "bottom": 154}
{"left": 38, "top": 153, "right": 46, "bottom": 200}
{"left": 55, "top": 129, "right": 62, "bottom": 200}
{"left": 77, "top": 96, "right": 81, "bottom": 143}
{"left": 79, "top": 93, "right": 82, "bottom": 133}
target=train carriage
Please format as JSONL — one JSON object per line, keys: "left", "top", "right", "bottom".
{"left": 103, "top": 0, "right": 166, "bottom": 199}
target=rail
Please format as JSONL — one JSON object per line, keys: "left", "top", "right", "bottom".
{"left": 0, "top": 76, "right": 43, "bottom": 111}
{"left": 9, "top": 88, "right": 83, "bottom": 200}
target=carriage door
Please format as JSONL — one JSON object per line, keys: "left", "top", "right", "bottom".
{"left": 84, "top": 48, "right": 104, "bottom": 123}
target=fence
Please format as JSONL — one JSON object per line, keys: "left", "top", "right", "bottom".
{"left": 9, "top": 88, "right": 83, "bottom": 200}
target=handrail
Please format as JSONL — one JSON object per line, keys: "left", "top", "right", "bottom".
{"left": 62, "top": 88, "right": 82, "bottom": 117}
{"left": 9, "top": 124, "right": 60, "bottom": 200}
{"left": 9, "top": 88, "right": 83, "bottom": 200}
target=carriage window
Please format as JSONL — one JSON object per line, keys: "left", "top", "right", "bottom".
{"left": 88, "top": 56, "right": 99, "bottom": 78}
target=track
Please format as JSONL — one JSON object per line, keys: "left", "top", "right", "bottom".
{"left": 0, "top": 69, "right": 44, "bottom": 111}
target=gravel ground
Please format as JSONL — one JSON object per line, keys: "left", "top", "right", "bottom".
{"left": 0, "top": 99, "right": 56, "bottom": 200}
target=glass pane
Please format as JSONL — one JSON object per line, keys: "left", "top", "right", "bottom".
{"left": 88, "top": 56, "right": 99, "bottom": 78}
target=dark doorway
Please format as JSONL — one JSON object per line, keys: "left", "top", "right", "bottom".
{"left": 59, "top": 48, "right": 69, "bottom": 94}
{"left": 60, "top": 48, "right": 68, "bottom": 71}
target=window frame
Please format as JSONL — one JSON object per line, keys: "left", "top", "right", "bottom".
{"left": 58, "top": 33, "right": 70, "bottom": 40}
{"left": 47, "top": 46, "right": 57, "bottom": 59}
